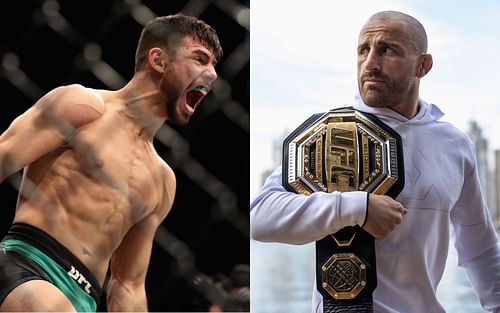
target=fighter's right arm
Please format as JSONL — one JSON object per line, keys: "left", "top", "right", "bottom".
{"left": 250, "top": 167, "right": 368, "bottom": 245}
{"left": 362, "top": 194, "right": 407, "bottom": 240}
{"left": 0, "top": 84, "right": 104, "bottom": 182}
{"left": 250, "top": 167, "right": 407, "bottom": 243}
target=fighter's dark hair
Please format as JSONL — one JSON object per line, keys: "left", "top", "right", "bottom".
{"left": 134, "top": 14, "right": 223, "bottom": 72}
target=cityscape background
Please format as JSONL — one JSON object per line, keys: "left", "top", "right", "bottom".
{"left": 251, "top": 0, "right": 500, "bottom": 312}
{"left": 468, "top": 122, "right": 500, "bottom": 228}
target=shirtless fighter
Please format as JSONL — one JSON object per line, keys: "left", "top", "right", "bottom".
{"left": 0, "top": 13, "right": 221, "bottom": 312}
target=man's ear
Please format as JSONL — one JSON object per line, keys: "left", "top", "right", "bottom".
{"left": 149, "top": 48, "right": 166, "bottom": 73}
{"left": 417, "top": 53, "right": 433, "bottom": 78}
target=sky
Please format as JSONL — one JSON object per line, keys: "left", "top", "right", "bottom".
{"left": 250, "top": 0, "right": 500, "bottom": 197}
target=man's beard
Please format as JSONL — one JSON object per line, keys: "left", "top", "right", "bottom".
{"left": 162, "top": 67, "right": 189, "bottom": 126}
{"left": 358, "top": 72, "right": 415, "bottom": 108}
{"left": 165, "top": 97, "right": 187, "bottom": 126}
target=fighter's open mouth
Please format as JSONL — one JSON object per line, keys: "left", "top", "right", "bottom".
{"left": 186, "top": 86, "right": 208, "bottom": 108}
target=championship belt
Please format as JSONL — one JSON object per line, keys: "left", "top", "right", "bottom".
{"left": 282, "top": 107, "right": 404, "bottom": 312}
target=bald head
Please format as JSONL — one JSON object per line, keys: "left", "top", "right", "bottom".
{"left": 363, "top": 11, "right": 428, "bottom": 53}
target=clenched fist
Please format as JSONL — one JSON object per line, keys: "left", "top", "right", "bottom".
{"left": 362, "top": 194, "right": 408, "bottom": 240}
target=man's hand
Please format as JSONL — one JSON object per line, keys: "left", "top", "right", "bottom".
{"left": 362, "top": 194, "right": 408, "bottom": 240}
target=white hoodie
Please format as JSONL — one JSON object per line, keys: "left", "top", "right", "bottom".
{"left": 250, "top": 96, "right": 500, "bottom": 313}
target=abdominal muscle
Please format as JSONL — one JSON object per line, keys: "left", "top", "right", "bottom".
{"left": 12, "top": 142, "right": 161, "bottom": 286}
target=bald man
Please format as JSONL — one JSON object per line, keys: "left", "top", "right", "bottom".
{"left": 251, "top": 10, "right": 500, "bottom": 313}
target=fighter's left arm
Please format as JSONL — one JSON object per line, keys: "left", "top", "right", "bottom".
{"left": 106, "top": 215, "right": 157, "bottom": 311}
{"left": 107, "top": 165, "right": 176, "bottom": 311}
{"left": 451, "top": 155, "right": 500, "bottom": 312}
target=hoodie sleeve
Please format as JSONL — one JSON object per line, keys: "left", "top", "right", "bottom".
{"left": 250, "top": 167, "right": 368, "bottom": 245}
{"left": 450, "top": 143, "right": 500, "bottom": 311}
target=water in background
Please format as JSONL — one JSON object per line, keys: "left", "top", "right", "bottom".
{"left": 250, "top": 240, "right": 489, "bottom": 313}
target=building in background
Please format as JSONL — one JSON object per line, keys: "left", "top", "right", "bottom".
{"left": 466, "top": 121, "right": 500, "bottom": 229}
{"left": 495, "top": 151, "right": 500, "bottom": 227}
{"left": 260, "top": 129, "right": 289, "bottom": 186}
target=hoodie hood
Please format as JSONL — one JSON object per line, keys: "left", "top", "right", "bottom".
{"left": 352, "top": 93, "right": 444, "bottom": 125}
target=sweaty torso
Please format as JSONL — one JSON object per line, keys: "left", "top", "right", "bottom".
{"left": 13, "top": 89, "right": 174, "bottom": 285}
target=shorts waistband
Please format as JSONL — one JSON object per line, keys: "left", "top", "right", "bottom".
{"left": 4, "top": 223, "right": 102, "bottom": 302}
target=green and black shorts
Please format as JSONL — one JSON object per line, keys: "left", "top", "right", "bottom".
{"left": 0, "top": 223, "right": 102, "bottom": 312}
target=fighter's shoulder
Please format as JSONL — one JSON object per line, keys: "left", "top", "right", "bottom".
{"left": 42, "top": 84, "right": 104, "bottom": 107}
{"left": 434, "top": 120, "right": 472, "bottom": 145}
{"left": 37, "top": 84, "right": 106, "bottom": 127}
{"left": 432, "top": 120, "right": 475, "bottom": 159}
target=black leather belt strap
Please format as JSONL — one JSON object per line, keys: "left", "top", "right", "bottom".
{"left": 316, "top": 226, "right": 376, "bottom": 312}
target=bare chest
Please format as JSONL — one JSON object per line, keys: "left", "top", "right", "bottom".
{"left": 64, "top": 120, "right": 163, "bottom": 213}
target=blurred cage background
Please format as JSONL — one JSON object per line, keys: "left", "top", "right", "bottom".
{"left": 0, "top": 0, "right": 249, "bottom": 311}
